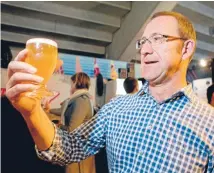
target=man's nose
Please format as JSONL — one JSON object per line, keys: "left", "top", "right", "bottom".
{"left": 140, "top": 40, "right": 153, "bottom": 55}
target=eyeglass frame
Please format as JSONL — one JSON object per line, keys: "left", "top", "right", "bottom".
{"left": 136, "top": 33, "right": 187, "bottom": 50}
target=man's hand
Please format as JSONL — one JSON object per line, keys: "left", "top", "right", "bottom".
{"left": 5, "top": 49, "right": 55, "bottom": 151}
{"left": 6, "top": 49, "right": 44, "bottom": 115}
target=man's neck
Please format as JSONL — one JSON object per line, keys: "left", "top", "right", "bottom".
{"left": 148, "top": 75, "right": 187, "bottom": 103}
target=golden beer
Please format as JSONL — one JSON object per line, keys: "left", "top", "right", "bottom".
{"left": 14, "top": 38, "right": 58, "bottom": 113}
{"left": 26, "top": 38, "right": 58, "bottom": 84}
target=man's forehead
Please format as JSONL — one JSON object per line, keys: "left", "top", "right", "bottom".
{"left": 142, "top": 16, "right": 179, "bottom": 37}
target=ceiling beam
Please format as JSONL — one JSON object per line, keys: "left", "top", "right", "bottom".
{"left": 194, "top": 23, "right": 212, "bottom": 37}
{"left": 1, "top": 31, "right": 105, "bottom": 55}
{"left": 194, "top": 52, "right": 214, "bottom": 60}
{"left": 197, "top": 41, "right": 214, "bottom": 53}
{"left": 193, "top": 23, "right": 214, "bottom": 44}
{"left": 97, "top": 1, "right": 131, "bottom": 10}
{"left": 1, "top": 11, "right": 112, "bottom": 43}
{"left": 177, "top": 1, "right": 214, "bottom": 20}
{"left": 1, "top": 1, "right": 120, "bottom": 28}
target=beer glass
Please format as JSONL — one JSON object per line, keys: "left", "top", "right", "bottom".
{"left": 25, "top": 38, "right": 58, "bottom": 99}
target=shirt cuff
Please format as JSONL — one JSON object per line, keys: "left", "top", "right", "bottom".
{"left": 35, "top": 123, "right": 61, "bottom": 163}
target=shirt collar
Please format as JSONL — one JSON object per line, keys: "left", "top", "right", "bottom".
{"left": 137, "top": 80, "right": 149, "bottom": 96}
{"left": 180, "top": 83, "right": 196, "bottom": 103}
{"left": 137, "top": 81, "right": 196, "bottom": 103}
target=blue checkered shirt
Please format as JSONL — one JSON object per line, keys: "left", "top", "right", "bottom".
{"left": 37, "top": 82, "right": 214, "bottom": 173}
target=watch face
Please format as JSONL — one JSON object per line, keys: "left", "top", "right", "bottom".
{"left": 1, "top": 41, "right": 12, "bottom": 69}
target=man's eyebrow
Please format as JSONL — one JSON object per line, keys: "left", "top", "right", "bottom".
{"left": 150, "top": 33, "right": 160, "bottom": 37}
{"left": 141, "top": 32, "right": 160, "bottom": 39}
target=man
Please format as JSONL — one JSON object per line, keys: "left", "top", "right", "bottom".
{"left": 6, "top": 11, "right": 214, "bottom": 172}
{"left": 123, "top": 77, "right": 139, "bottom": 94}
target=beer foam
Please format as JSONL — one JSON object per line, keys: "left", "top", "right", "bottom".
{"left": 26, "top": 38, "right": 57, "bottom": 47}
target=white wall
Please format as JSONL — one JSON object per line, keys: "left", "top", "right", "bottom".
{"left": 46, "top": 73, "right": 71, "bottom": 108}
{"left": 105, "top": 80, "right": 117, "bottom": 103}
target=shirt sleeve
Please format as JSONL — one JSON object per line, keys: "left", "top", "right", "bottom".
{"left": 207, "top": 127, "right": 214, "bottom": 173}
{"left": 35, "top": 100, "right": 113, "bottom": 166}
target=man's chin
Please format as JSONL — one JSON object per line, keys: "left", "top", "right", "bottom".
{"left": 142, "top": 75, "right": 158, "bottom": 82}
{"left": 144, "top": 74, "right": 166, "bottom": 85}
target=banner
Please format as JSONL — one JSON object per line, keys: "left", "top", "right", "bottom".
{"left": 59, "top": 53, "right": 127, "bottom": 79}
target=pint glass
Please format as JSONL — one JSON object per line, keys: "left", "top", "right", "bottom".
{"left": 25, "top": 38, "right": 58, "bottom": 99}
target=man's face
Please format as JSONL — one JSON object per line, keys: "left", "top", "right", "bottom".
{"left": 140, "top": 16, "right": 184, "bottom": 84}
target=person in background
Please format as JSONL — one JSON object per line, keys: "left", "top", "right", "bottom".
{"left": 5, "top": 11, "right": 214, "bottom": 172}
{"left": 1, "top": 96, "right": 63, "bottom": 173}
{"left": 207, "top": 84, "right": 214, "bottom": 107}
{"left": 50, "top": 72, "right": 96, "bottom": 173}
{"left": 123, "top": 77, "right": 139, "bottom": 94}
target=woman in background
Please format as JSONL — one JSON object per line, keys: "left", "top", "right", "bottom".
{"left": 50, "top": 72, "right": 96, "bottom": 173}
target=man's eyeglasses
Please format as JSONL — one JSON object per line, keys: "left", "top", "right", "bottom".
{"left": 136, "top": 33, "right": 187, "bottom": 50}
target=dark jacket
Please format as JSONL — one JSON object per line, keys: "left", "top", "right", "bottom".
{"left": 2, "top": 96, "right": 63, "bottom": 173}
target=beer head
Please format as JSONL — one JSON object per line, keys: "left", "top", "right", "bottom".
{"left": 26, "top": 38, "right": 57, "bottom": 48}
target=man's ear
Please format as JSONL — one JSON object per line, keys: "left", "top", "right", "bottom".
{"left": 181, "top": 39, "right": 195, "bottom": 61}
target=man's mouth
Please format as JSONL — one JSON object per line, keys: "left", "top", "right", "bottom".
{"left": 144, "top": 61, "right": 158, "bottom": 64}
